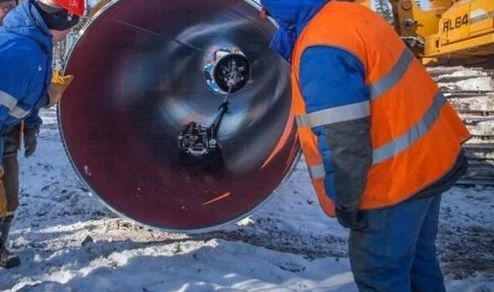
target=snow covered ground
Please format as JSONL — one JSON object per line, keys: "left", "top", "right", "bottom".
{"left": 1, "top": 68, "right": 494, "bottom": 291}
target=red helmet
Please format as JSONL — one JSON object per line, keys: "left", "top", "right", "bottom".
{"left": 43, "top": 0, "right": 86, "bottom": 17}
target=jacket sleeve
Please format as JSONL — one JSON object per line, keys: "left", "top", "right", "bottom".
{"left": 24, "top": 108, "right": 43, "bottom": 129}
{"left": 299, "top": 46, "right": 372, "bottom": 211}
{"left": 0, "top": 48, "right": 34, "bottom": 163}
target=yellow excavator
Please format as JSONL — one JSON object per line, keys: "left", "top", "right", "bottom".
{"left": 356, "top": 0, "right": 494, "bottom": 67}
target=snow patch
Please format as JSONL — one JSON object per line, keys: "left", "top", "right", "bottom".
{"left": 1, "top": 66, "right": 493, "bottom": 291}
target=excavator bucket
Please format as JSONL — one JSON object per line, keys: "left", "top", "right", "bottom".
{"left": 58, "top": 0, "right": 300, "bottom": 233}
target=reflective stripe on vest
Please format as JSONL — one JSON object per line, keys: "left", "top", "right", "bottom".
{"left": 308, "top": 163, "right": 326, "bottom": 180}
{"left": 373, "top": 91, "right": 446, "bottom": 164}
{"left": 295, "top": 101, "right": 370, "bottom": 127}
{"left": 369, "top": 49, "right": 414, "bottom": 100}
{"left": 302, "top": 91, "right": 446, "bottom": 179}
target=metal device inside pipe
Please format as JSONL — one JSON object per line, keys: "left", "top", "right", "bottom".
{"left": 58, "top": 0, "right": 299, "bottom": 232}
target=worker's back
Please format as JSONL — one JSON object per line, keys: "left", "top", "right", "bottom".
{"left": 0, "top": 0, "right": 52, "bottom": 129}
{"left": 291, "top": 1, "right": 470, "bottom": 211}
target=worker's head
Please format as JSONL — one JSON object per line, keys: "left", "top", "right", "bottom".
{"left": 35, "top": 0, "right": 85, "bottom": 42}
{"left": 259, "top": 0, "right": 330, "bottom": 62}
{"left": 0, "top": 0, "right": 17, "bottom": 25}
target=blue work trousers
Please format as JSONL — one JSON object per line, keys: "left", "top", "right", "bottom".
{"left": 349, "top": 195, "right": 445, "bottom": 292}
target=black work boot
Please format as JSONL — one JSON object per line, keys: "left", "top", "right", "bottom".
{"left": 0, "top": 216, "right": 20, "bottom": 269}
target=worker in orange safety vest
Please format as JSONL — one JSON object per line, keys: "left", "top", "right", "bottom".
{"left": 259, "top": 0, "right": 471, "bottom": 291}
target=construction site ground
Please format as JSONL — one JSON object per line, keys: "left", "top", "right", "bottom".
{"left": 0, "top": 66, "right": 492, "bottom": 291}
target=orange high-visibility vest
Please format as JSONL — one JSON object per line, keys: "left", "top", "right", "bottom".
{"left": 291, "top": 2, "right": 470, "bottom": 217}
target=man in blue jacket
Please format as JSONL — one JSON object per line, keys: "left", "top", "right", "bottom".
{"left": 0, "top": 0, "right": 83, "bottom": 269}
{"left": 259, "top": 0, "right": 469, "bottom": 291}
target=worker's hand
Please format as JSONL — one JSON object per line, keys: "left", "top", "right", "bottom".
{"left": 0, "top": 166, "right": 6, "bottom": 218}
{"left": 23, "top": 127, "right": 39, "bottom": 158}
{"left": 335, "top": 207, "right": 366, "bottom": 231}
{"left": 46, "top": 70, "right": 74, "bottom": 108}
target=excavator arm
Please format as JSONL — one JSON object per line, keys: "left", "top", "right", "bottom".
{"left": 358, "top": 0, "right": 494, "bottom": 67}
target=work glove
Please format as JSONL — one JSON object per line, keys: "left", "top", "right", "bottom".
{"left": 335, "top": 207, "right": 366, "bottom": 231}
{"left": 46, "top": 70, "right": 74, "bottom": 108}
{"left": 23, "top": 127, "right": 39, "bottom": 158}
{"left": 0, "top": 167, "right": 6, "bottom": 218}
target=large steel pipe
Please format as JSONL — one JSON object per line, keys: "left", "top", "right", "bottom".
{"left": 58, "top": 0, "right": 300, "bottom": 232}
